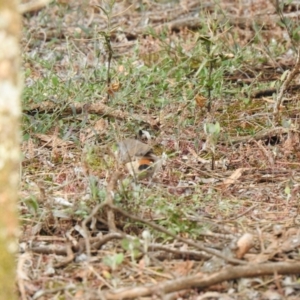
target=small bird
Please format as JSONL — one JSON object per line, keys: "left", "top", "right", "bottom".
{"left": 116, "top": 138, "right": 161, "bottom": 178}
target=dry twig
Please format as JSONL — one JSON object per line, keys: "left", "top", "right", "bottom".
{"left": 108, "top": 204, "right": 246, "bottom": 265}
{"left": 274, "top": 49, "right": 300, "bottom": 115}
{"left": 19, "top": 0, "right": 52, "bottom": 14}
{"left": 105, "top": 262, "right": 300, "bottom": 299}
{"left": 24, "top": 101, "right": 159, "bottom": 127}
{"left": 227, "top": 127, "right": 290, "bottom": 144}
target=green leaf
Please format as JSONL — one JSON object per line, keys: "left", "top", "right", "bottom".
{"left": 52, "top": 75, "right": 59, "bottom": 87}
{"left": 24, "top": 196, "right": 39, "bottom": 215}
{"left": 285, "top": 185, "right": 291, "bottom": 196}
{"left": 115, "top": 253, "right": 124, "bottom": 265}
{"left": 121, "top": 238, "right": 130, "bottom": 250}
{"left": 280, "top": 70, "right": 289, "bottom": 82}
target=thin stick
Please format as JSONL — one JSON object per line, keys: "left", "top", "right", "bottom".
{"left": 19, "top": 0, "right": 52, "bottom": 14}
{"left": 274, "top": 49, "right": 300, "bottom": 115}
{"left": 82, "top": 171, "right": 121, "bottom": 258}
{"left": 108, "top": 204, "right": 246, "bottom": 265}
{"left": 105, "top": 262, "right": 300, "bottom": 299}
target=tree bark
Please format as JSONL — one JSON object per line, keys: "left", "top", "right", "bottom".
{"left": 0, "top": 0, "right": 21, "bottom": 299}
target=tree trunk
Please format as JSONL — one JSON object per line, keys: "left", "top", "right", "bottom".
{"left": 0, "top": 0, "right": 21, "bottom": 299}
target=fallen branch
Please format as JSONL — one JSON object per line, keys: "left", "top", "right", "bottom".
{"left": 91, "top": 232, "right": 123, "bottom": 250}
{"left": 251, "top": 84, "right": 300, "bottom": 98}
{"left": 108, "top": 204, "right": 246, "bottom": 265}
{"left": 105, "top": 262, "right": 300, "bottom": 299}
{"left": 149, "top": 244, "right": 210, "bottom": 261}
{"left": 30, "top": 244, "right": 68, "bottom": 256}
{"left": 29, "top": 231, "right": 211, "bottom": 263}
{"left": 226, "top": 126, "right": 290, "bottom": 144}
{"left": 105, "top": 171, "right": 122, "bottom": 232}
{"left": 24, "top": 101, "right": 159, "bottom": 127}
{"left": 54, "top": 245, "right": 74, "bottom": 268}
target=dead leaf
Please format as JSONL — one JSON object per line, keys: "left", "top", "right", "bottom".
{"left": 281, "top": 234, "right": 300, "bottom": 252}
{"left": 235, "top": 233, "right": 254, "bottom": 259}
{"left": 172, "top": 260, "right": 194, "bottom": 276}
{"left": 34, "top": 134, "right": 74, "bottom": 148}
{"left": 222, "top": 168, "right": 246, "bottom": 188}
{"left": 80, "top": 119, "right": 108, "bottom": 143}
{"left": 107, "top": 80, "right": 121, "bottom": 96}
{"left": 94, "top": 119, "right": 108, "bottom": 132}
{"left": 283, "top": 131, "right": 299, "bottom": 155}
{"left": 195, "top": 94, "right": 207, "bottom": 109}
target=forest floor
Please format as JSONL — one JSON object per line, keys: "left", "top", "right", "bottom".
{"left": 20, "top": 0, "right": 300, "bottom": 299}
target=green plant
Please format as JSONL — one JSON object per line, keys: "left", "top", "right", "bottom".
{"left": 103, "top": 253, "right": 124, "bottom": 271}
